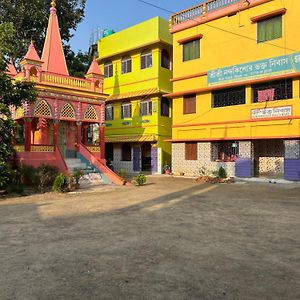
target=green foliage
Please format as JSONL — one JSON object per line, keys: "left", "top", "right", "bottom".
{"left": 132, "top": 173, "right": 147, "bottom": 186}
{"left": 0, "top": 0, "right": 87, "bottom": 60}
{"left": 6, "top": 183, "right": 24, "bottom": 194}
{"left": 66, "top": 50, "right": 91, "bottom": 78}
{"left": 36, "top": 164, "right": 59, "bottom": 192}
{"left": 218, "top": 167, "right": 227, "bottom": 179}
{"left": 19, "top": 165, "right": 37, "bottom": 186}
{"left": 72, "top": 168, "right": 84, "bottom": 185}
{"left": 52, "top": 173, "right": 68, "bottom": 193}
{"left": 0, "top": 161, "right": 12, "bottom": 189}
{"left": 118, "top": 169, "right": 126, "bottom": 179}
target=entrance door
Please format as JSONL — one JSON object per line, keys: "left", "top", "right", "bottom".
{"left": 141, "top": 143, "right": 151, "bottom": 171}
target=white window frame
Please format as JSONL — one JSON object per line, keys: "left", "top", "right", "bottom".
{"left": 121, "top": 102, "right": 132, "bottom": 119}
{"left": 140, "top": 99, "right": 152, "bottom": 116}
{"left": 121, "top": 56, "right": 132, "bottom": 74}
{"left": 141, "top": 50, "right": 152, "bottom": 69}
{"left": 104, "top": 61, "right": 113, "bottom": 78}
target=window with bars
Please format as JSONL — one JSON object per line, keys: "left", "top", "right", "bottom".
{"left": 161, "top": 49, "right": 171, "bottom": 69}
{"left": 121, "top": 143, "right": 132, "bottom": 161}
{"left": 183, "top": 94, "right": 196, "bottom": 114}
{"left": 105, "top": 104, "right": 114, "bottom": 121}
{"left": 257, "top": 15, "right": 282, "bottom": 43}
{"left": 140, "top": 99, "right": 152, "bottom": 116}
{"left": 183, "top": 39, "right": 200, "bottom": 62}
{"left": 211, "top": 141, "right": 239, "bottom": 162}
{"left": 104, "top": 61, "right": 113, "bottom": 78}
{"left": 252, "top": 79, "right": 293, "bottom": 103}
{"left": 161, "top": 97, "right": 170, "bottom": 117}
{"left": 185, "top": 142, "right": 198, "bottom": 160}
{"left": 121, "top": 56, "right": 132, "bottom": 74}
{"left": 212, "top": 87, "right": 245, "bottom": 108}
{"left": 121, "top": 102, "right": 132, "bottom": 119}
{"left": 141, "top": 50, "right": 152, "bottom": 69}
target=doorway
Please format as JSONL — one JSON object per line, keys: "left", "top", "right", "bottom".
{"left": 253, "top": 139, "right": 284, "bottom": 178}
{"left": 141, "top": 142, "right": 151, "bottom": 171}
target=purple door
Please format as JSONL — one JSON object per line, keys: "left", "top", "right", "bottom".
{"left": 133, "top": 146, "right": 141, "bottom": 172}
{"left": 151, "top": 147, "right": 158, "bottom": 173}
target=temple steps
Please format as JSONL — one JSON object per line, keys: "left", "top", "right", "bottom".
{"left": 64, "top": 158, "right": 104, "bottom": 184}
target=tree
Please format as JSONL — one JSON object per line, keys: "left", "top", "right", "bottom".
{"left": 0, "top": 23, "right": 37, "bottom": 188}
{"left": 0, "top": 0, "right": 87, "bottom": 60}
{"left": 65, "top": 48, "right": 91, "bottom": 78}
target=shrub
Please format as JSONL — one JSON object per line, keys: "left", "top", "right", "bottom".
{"left": 52, "top": 173, "right": 68, "bottom": 192}
{"left": 19, "top": 165, "right": 37, "bottom": 186}
{"left": 218, "top": 166, "right": 227, "bottom": 179}
{"left": 6, "top": 183, "right": 24, "bottom": 194}
{"left": 0, "top": 161, "right": 12, "bottom": 189}
{"left": 72, "top": 168, "right": 84, "bottom": 185}
{"left": 36, "top": 164, "right": 59, "bottom": 192}
{"left": 132, "top": 173, "right": 146, "bottom": 186}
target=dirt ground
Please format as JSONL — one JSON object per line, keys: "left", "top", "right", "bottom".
{"left": 0, "top": 176, "right": 299, "bottom": 300}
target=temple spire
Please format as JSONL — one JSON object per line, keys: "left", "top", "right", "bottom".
{"left": 41, "top": 0, "right": 69, "bottom": 75}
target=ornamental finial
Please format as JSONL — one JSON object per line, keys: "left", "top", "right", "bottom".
{"left": 51, "top": 1, "right": 56, "bottom": 7}
{"left": 50, "top": 1, "right": 57, "bottom": 13}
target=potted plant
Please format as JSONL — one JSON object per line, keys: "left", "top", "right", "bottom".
{"left": 163, "top": 163, "right": 171, "bottom": 175}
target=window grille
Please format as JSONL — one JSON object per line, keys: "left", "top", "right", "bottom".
{"left": 34, "top": 100, "right": 52, "bottom": 117}
{"left": 252, "top": 79, "right": 292, "bottom": 103}
{"left": 84, "top": 105, "right": 98, "bottom": 120}
{"left": 212, "top": 87, "right": 245, "bottom": 108}
{"left": 60, "top": 103, "right": 75, "bottom": 119}
{"left": 211, "top": 141, "right": 239, "bottom": 162}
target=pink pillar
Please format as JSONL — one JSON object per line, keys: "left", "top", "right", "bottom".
{"left": 24, "top": 119, "right": 32, "bottom": 151}
{"left": 76, "top": 122, "right": 82, "bottom": 145}
{"left": 100, "top": 124, "right": 105, "bottom": 160}
{"left": 83, "top": 125, "right": 88, "bottom": 145}
{"left": 53, "top": 121, "right": 59, "bottom": 147}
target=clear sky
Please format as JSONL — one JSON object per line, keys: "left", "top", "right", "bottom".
{"left": 70, "top": 0, "right": 201, "bottom": 52}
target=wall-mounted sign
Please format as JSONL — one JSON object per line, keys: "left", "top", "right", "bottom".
{"left": 208, "top": 52, "right": 300, "bottom": 86}
{"left": 251, "top": 106, "right": 292, "bottom": 119}
{"left": 104, "top": 123, "right": 112, "bottom": 127}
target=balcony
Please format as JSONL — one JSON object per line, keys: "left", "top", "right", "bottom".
{"left": 26, "top": 72, "right": 103, "bottom": 94}
{"left": 170, "top": 0, "right": 241, "bottom": 26}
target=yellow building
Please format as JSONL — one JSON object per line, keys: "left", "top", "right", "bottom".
{"left": 166, "top": 0, "right": 300, "bottom": 180}
{"left": 98, "top": 17, "right": 173, "bottom": 174}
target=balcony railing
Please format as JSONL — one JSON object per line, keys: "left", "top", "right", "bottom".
{"left": 171, "top": 0, "right": 241, "bottom": 26}
{"left": 41, "top": 73, "right": 92, "bottom": 90}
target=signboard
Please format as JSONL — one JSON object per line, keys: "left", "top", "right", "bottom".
{"left": 251, "top": 106, "right": 292, "bottom": 119}
{"left": 208, "top": 52, "right": 300, "bottom": 86}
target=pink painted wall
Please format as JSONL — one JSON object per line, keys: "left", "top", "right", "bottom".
{"left": 16, "top": 150, "right": 68, "bottom": 173}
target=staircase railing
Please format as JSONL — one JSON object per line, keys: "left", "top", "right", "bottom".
{"left": 78, "top": 143, "right": 128, "bottom": 186}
